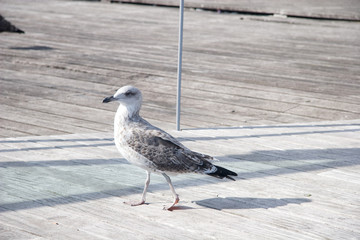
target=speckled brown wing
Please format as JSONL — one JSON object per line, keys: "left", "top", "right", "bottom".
{"left": 126, "top": 128, "right": 215, "bottom": 174}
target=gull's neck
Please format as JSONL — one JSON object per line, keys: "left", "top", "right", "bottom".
{"left": 115, "top": 103, "right": 141, "bottom": 126}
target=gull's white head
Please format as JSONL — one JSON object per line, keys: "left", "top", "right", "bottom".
{"left": 103, "top": 85, "right": 143, "bottom": 117}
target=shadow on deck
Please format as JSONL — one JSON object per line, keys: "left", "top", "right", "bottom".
{"left": 1, "top": 121, "right": 358, "bottom": 213}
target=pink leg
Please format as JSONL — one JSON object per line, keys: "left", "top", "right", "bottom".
{"left": 162, "top": 173, "right": 180, "bottom": 210}
{"left": 124, "top": 171, "right": 150, "bottom": 206}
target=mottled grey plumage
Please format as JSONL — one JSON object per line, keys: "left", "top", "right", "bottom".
{"left": 125, "top": 118, "right": 215, "bottom": 174}
{"left": 103, "top": 85, "right": 237, "bottom": 210}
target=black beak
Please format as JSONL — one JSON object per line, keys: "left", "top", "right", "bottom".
{"left": 103, "top": 96, "right": 114, "bottom": 103}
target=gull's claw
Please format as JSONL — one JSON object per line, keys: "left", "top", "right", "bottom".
{"left": 163, "top": 194, "right": 180, "bottom": 211}
{"left": 124, "top": 200, "right": 146, "bottom": 206}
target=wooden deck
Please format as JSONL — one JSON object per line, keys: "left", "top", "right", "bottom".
{"left": 1, "top": 0, "right": 360, "bottom": 137}
{"left": 0, "top": 1, "right": 360, "bottom": 238}
{"left": 1, "top": 120, "right": 359, "bottom": 239}
{"left": 114, "top": 0, "right": 360, "bottom": 21}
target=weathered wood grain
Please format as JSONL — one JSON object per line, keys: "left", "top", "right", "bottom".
{"left": 114, "top": 0, "right": 360, "bottom": 20}
{"left": 0, "top": 0, "right": 360, "bottom": 138}
{"left": 0, "top": 120, "right": 359, "bottom": 239}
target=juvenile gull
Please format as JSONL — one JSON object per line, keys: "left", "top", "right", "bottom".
{"left": 103, "top": 85, "right": 237, "bottom": 210}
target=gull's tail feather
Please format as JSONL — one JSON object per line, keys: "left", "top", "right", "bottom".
{"left": 207, "top": 165, "right": 237, "bottom": 181}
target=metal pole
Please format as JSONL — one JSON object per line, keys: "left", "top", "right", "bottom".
{"left": 176, "top": 0, "right": 184, "bottom": 131}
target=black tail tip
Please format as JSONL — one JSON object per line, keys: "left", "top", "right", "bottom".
{"left": 15, "top": 29, "right": 25, "bottom": 34}
{"left": 208, "top": 165, "right": 237, "bottom": 181}
{"left": 225, "top": 175, "right": 237, "bottom": 181}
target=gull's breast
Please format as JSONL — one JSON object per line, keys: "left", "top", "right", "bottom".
{"left": 114, "top": 130, "right": 157, "bottom": 172}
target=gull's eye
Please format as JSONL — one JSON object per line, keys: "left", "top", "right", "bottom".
{"left": 125, "top": 90, "right": 133, "bottom": 97}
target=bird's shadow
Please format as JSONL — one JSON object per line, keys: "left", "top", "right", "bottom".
{"left": 166, "top": 205, "right": 194, "bottom": 211}
{"left": 195, "top": 197, "right": 311, "bottom": 210}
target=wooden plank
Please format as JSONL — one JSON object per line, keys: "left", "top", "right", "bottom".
{"left": 0, "top": 104, "right": 100, "bottom": 134}
{"left": 0, "top": 70, "right": 320, "bottom": 125}
{"left": 2, "top": 55, "right": 360, "bottom": 113}
{"left": 0, "top": 53, "right": 356, "bottom": 130}
{"left": 0, "top": 118, "right": 68, "bottom": 136}
{"left": 0, "top": 0, "right": 359, "bottom": 138}
{"left": 0, "top": 128, "right": 28, "bottom": 138}
{"left": 0, "top": 70, "right": 283, "bottom": 128}
{"left": 0, "top": 120, "right": 359, "bottom": 239}
{"left": 114, "top": 0, "right": 360, "bottom": 20}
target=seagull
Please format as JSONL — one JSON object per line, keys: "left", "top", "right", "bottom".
{"left": 103, "top": 85, "right": 237, "bottom": 210}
